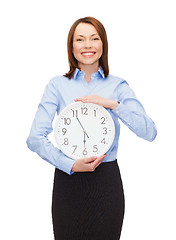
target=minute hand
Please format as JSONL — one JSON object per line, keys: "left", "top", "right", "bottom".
{"left": 76, "top": 116, "right": 89, "bottom": 138}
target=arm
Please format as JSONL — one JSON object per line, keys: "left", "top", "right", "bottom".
{"left": 111, "top": 81, "right": 157, "bottom": 141}
{"left": 26, "top": 78, "right": 75, "bottom": 175}
{"left": 71, "top": 154, "right": 107, "bottom": 172}
{"left": 74, "top": 81, "right": 157, "bottom": 142}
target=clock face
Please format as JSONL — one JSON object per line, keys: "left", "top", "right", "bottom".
{"left": 54, "top": 102, "right": 115, "bottom": 160}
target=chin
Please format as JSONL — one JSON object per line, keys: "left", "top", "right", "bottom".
{"left": 80, "top": 58, "right": 99, "bottom": 66}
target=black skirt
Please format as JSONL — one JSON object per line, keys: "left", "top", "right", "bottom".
{"left": 52, "top": 159, "right": 125, "bottom": 240}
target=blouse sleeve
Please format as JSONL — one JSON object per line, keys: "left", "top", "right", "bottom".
{"left": 111, "top": 80, "right": 157, "bottom": 141}
{"left": 26, "top": 78, "right": 75, "bottom": 175}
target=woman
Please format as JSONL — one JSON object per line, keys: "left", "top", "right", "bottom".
{"left": 26, "top": 17, "right": 157, "bottom": 240}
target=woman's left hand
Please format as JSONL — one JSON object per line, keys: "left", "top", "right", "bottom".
{"left": 74, "top": 95, "right": 118, "bottom": 110}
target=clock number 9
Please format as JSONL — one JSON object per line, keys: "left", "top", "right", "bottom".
{"left": 62, "top": 128, "right": 67, "bottom": 135}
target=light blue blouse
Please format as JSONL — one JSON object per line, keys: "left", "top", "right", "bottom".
{"left": 26, "top": 67, "right": 157, "bottom": 175}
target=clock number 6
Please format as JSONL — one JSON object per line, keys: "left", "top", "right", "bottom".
{"left": 83, "top": 148, "right": 88, "bottom": 156}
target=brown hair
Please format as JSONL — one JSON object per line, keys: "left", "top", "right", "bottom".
{"left": 64, "top": 16, "right": 109, "bottom": 79}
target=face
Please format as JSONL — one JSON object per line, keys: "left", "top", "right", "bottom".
{"left": 72, "top": 23, "right": 103, "bottom": 69}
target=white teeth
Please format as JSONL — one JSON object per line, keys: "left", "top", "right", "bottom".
{"left": 82, "top": 52, "right": 95, "bottom": 56}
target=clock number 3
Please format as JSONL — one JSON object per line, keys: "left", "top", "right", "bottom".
{"left": 103, "top": 127, "right": 107, "bottom": 135}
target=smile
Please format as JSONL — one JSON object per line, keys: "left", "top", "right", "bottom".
{"left": 81, "top": 52, "right": 96, "bottom": 57}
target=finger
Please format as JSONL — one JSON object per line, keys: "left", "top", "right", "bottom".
{"left": 74, "top": 99, "right": 92, "bottom": 103}
{"left": 81, "top": 99, "right": 96, "bottom": 103}
{"left": 89, "top": 154, "right": 107, "bottom": 167}
{"left": 94, "top": 160, "right": 102, "bottom": 169}
{"left": 75, "top": 98, "right": 98, "bottom": 105}
{"left": 74, "top": 98, "right": 82, "bottom": 101}
{"left": 96, "top": 154, "right": 107, "bottom": 163}
{"left": 83, "top": 156, "right": 98, "bottom": 163}
{"left": 74, "top": 96, "right": 88, "bottom": 101}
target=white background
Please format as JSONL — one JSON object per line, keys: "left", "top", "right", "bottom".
{"left": 1, "top": 0, "right": 176, "bottom": 239}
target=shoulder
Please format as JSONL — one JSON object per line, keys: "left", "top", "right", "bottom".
{"left": 45, "top": 75, "right": 71, "bottom": 90}
{"left": 106, "top": 74, "right": 129, "bottom": 86}
{"left": 49, "top": 75, "right": 70, "bottom": 85}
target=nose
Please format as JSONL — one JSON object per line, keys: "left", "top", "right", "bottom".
{"left": 84, "top": 39, "right": 92, "bottom": 48}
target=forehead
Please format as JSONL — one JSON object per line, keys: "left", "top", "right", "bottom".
{"left": 74, "top": 23, "right": 99, "bottom": 37}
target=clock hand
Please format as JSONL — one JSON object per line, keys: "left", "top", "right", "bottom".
{"left": 84, "top": 129, "right": 89, "bottom": 139}
{"left": 76, "top": 115, "right": 85, "bottom": 131}
{"left": 83, "top": 131, "right": 86, "bottom": 148}
{"left": 76, "top": 116, "right": 89, "bottom": 138}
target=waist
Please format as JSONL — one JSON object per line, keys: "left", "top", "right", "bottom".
{"left": 55, "top": 158, "right": 119, "bottom": 180}
{"left": 101, "top": 156, "right": 117, "bottom": 163}
{"left": 53, "top": 159, "right": 123, "bottom": 199}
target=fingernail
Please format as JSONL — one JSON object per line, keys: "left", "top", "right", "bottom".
{"left": 94, "top": 156, "right": 98, "bottom": 159}
{"left": 104, "top": 154, "right": 107, "bottom": 157}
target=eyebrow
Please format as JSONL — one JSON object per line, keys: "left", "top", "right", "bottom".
{"left": 76, "top": 34, "right": 99, "bottom": 37}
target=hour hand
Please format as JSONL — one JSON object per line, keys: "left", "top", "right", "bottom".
{"left": 83, "top": 129, "right": 89, "bottom": 139}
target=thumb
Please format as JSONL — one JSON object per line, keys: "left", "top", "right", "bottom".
{"left": 84, "top": 156, "right": 98, "bottom": 163}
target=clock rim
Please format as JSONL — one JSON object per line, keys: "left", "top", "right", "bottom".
{"left": 54, "top": 102, "right": 115, "bottom": 160}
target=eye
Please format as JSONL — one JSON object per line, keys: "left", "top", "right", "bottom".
{"left": 93, "top": 37, "right": 100, "bottom": 41}
{"left": 76, "top": 38, "right": 83, "bottom": 42}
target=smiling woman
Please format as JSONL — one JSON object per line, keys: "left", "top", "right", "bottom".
{"left": 72, "top": 23, "right": 103, "bottom": 83}
{"left": 64, "top": 16, "right": 109, "bottom": 81}
{"left": 26, "top": 16, "right": 157, "bottom": 240}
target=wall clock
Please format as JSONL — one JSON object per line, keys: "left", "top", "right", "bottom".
{"left": 54, "top": 102, "right": 115, "bottom": 160}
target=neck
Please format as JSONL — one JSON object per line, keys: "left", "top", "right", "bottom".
{"left": 78, "top": 63, "right": 99, "bottom": 83}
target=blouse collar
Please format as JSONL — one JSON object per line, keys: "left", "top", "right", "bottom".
{"left": 73, "top": 66, "right": 105, "bottom": 80}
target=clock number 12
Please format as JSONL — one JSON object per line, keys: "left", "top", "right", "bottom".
{"left": 81, "top": 107, "right": 88, "bottom": 115}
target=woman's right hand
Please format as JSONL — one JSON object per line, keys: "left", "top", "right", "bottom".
{"left": 71, "top": 154, "right": 107, "bottom": 173}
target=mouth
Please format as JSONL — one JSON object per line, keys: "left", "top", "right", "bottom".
{"left": 81, "top": 51, "right": 96, "bottom": 57}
